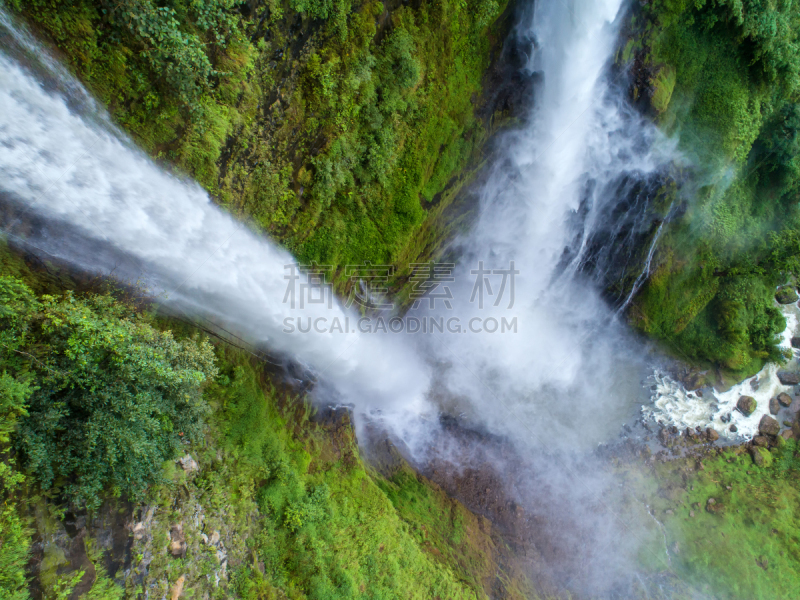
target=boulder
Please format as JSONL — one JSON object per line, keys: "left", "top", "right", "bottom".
{"left": 750, "top": 446, "right": 773, "bottom": 467}
{"left": 170, "top": 576, "right": 185, "bottom": 600}
{"left": 791, "top": 336, "right": 800, "bottom": 349}
{"left": 759, "top": 415, "right": 780, "bottom": 436}
{"left": 706, "top": 428, "right": 719, "bottom": 442}
{"left": 775, "top": 286, "right": 798, "bottom": 304}
{"left": 169, "top": 523, "right": 186, "bottom": 557}
{"left": 178, "top": 454, "right": 199, "bottom": 474}
{"left": 737, "top": 395, "right": 757, "bottom": 416}
{"left": 781, "top": 429, "right": 795, "bottom": 440}
{"left": 730, "top": 424, "right": 738, "bottom": 433}
{"left": 752, "top": 435, "right": 769, "bottom": 447}
{"left": 681, "top": 370, "right": 707, "bottom": 390}
{"left": 706, "top": 497, "right": 724, "bottom": 515}
{"left": 777, "top": 371, "right": 800, "bottom": 386}
{"left": 770, "top": 397, "right": 781, "bottom": 415}
{"left": 778, "top": 392, "right": 793, "bottom": 407}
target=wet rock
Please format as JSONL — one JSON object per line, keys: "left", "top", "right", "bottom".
{"left": 770, "top": 397, "right": 781, "bottom": 415}
{"left": 775, "top": 286, "right": 798, "bottom": 304}
{"left": 721, "top": 413, "right": 732, "bottom": 424}
{"left": 169, "top": 523, "right": 186, "bottom": 557}
{"left": 750, "top": 377, "right": 760, "bottom": 391}
{"left": 759, "top": 415, "right": 781, "bottom": 436}
{"left": 178, "top": 454, "right": 199, "bottom": 474}
{"left": 781, "top": 429, "right": 795, "bottom": 440}
{"left": 792, "top": 336, "right": 800, "bottom": 349}
{"left": 682, "top": 370, "right": 706, "bottom": 390}
{"left": 752, "top": 436, "right": 769, "bottom": 447}
{"left": 658, "top": 428, "right": 670, "bottom": 444}
{"left": 778, "top": 392, "right": 793, "bottom": 407}
{"left": 750, "top": 446, "right": 773, "bottom": 467}
{"left": 777, "top": 371, "right": 800, "bottom": 385}
{"left": 706, "top": 428, "right": 719, "bottom": 442}
{"left": 730, "top": 424, "right": 738, "bottom": 433}
{"left": 737, "top": 395, "right": 757, "bottom": 416}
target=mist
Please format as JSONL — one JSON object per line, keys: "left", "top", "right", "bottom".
{"left": 0, "top": 0, "right": 703, "bottom": 596}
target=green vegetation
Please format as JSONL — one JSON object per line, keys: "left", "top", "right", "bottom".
{"left": 0, "top": 276, "right": 217, "bottom": 509}
{"left": 622, "top": 0, "right": 800, "bottom": 376}
{"left": 13, "top": 0, "right": 505, "bottom": 283}
{"left": 0, "top": 245, "right": 530, "bottom": 598}
{"left": 627, "top": 442, "right": 800, "bottom": 599}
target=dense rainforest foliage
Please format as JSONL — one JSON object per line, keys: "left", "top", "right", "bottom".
{"left": 622, "top": 0, "right": 800, "bottom": 377}
{"left": 6, "top": 0, "right": 800, "bottom": 598}
{"left": 0, "top": 250, "right": 532, "bottom": 599}
{"left": 10, "top": 0, "right": 504, "bottom": 279}
{"left": 13, "top": 0, "right": 800, "bottom": 377}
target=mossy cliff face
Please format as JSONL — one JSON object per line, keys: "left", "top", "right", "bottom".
{"left": 615, "top": 0, "right": 800, "bottom": 379}
{"left": 12, "top": 0, "right": 509, "bottom": 284}
{"left": 0, "top": 246, "right": 535, "bottom": 600}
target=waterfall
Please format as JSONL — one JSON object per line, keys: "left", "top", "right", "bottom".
{"left": 414, "top": 0, "right": 675, "bottom": 448}
{"left": 0, "top": 1, "right": 686, "bottom": 593}
{"left": 0, "top": 6, "right": 433, "bottom": 442}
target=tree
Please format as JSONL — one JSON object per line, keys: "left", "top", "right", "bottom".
{"left": 0, "top": 277, "right": 217, "bottom": 509}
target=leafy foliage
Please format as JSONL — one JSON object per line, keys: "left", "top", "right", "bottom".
{"left": 0, "top": 276, "right": 217, "bottom": 509}
{"left": 14, "top": 0, "right": 504, "bottom": 283}
{"left": 626, "top": 0, "right": 800, "bottom": 373}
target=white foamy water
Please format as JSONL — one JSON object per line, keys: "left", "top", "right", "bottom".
{"left": 413, "top": 0, "right": 676, "bottom": 447}
{"left": 0, "top": 1, "right": 698, "bottom": 594}
{"left": 645, "top": 304, "right": 799, "bottom": 439}
{"left": 0, "top": 7, "right": 433, "bottom": 439}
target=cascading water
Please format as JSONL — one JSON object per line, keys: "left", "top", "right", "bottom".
{"left": 0, "top": 6, "right": 433, "bottom": 441}
{"left": 414, "top": 0, "right": 675, "bottom": 448}
{"left": 0, "top": 0, "right": 694, "bottom": 595}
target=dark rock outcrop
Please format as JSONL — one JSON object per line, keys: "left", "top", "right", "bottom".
{"left": 758, "top": 415, "right": 780, "bottom": 436}
{"left": 775, "top": 286, "right": 798, "bottom": 304}
{"left": 737, "top": 395, "right": 757, "bottom": 416}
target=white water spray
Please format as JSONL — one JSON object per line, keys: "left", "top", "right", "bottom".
{"left": 0, "top": 2, "right": 691, "bottom": 594}
{"left": 0, "top": 7, "right": 432, "bottom": 440}
{"left": 415, "top": 0, "right": 675, "bottom": 447}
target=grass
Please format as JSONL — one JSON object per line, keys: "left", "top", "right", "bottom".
{"left": 132, "top": 345, "right": 529, "bottom": 599}
{"left": 624, "top": 443, "right": 800, "bottom": 599}
{"left": 0, "top": 244, "right": 532, "bottom": 600}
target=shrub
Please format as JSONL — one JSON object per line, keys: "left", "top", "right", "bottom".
{"left": 0, "top": 277, "right": 217, "bottom": 509}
